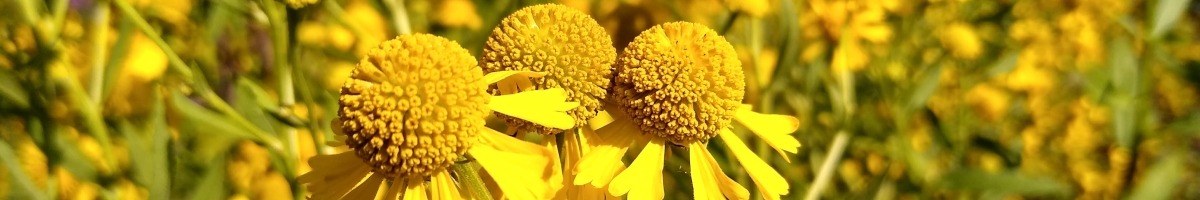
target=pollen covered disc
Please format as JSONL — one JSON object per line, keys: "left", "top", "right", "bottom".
{"left": 337, "top": 34, "right": 488, "bottom": 179}
{"left": 482, "top": 4, "right": 617, "bottom": 134}
{"left": 611, "top": 22, "right": 745, "bottom": 145}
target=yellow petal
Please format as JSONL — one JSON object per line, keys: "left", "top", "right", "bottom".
{"left": 383, "top": 178, "right": 405, "bottom": 200}
{"left": 690, "top": 143, "right": 750, "bottom": 200}
{"left": 573, "top": 118, "right": 639, "bottom": 186}
{"left": 588, "top": 110, "right": 615, "bottom": 130}
{"left": 734, "top": 105, "right": 801, "bottom": 162}
{"left": 300, "top": 152, "right": 374, "bottom": 199}
{"left": 719, "top": 129, "right": 790, "bottom": 199}
{"left": 480, "top": 128, "right": 554, "bottom": 156}
{"left": 402, "top": 178, "right": 427, "bottom": 200}
{"left": 430, "top": 171, "right": 463, "bottom": 200}
{"left": 489, "top": 88, "right": 580, "bottom": 129}
{"left": 607, "top": 138, "right": 665, "bottom": 199}
{"left": 558, "top": 129, "right": 618, "bottom": 199}
{"left": 469, "top": 132, "right": 556, "bottom": 199}
{"left": 343, "top": 173, "right": 384, "bottom": 200}
{"left": 543, "top": 138, "right": 566, "bottom": 195}
{"left": 689, "top": 143, "right": 723, "bottom": 200}
{"left": 480, "top": 70, "right": 547, "bottom": 85}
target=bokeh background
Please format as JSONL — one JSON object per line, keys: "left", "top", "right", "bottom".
{"left": 2, "top": 0, "right": 1200, "bottom": 199}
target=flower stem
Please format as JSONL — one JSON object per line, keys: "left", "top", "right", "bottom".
{"left": 804, "top": 131, "right": 851, "bottom": 200}
{"left": 258, "top": 0, "right": 299, "bottom": 167}
{"left": 87, "top": 1, "right": 111, "bottom": 103}
{"left": 382, "top": 0, "right": 413, "bottom": 35}
{"left": 452, "top": 160, "right": 493, "bottom": 200}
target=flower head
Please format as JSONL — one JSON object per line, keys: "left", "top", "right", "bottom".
{"left": 482, "top": 4, "right": 616, "bottom": 134}
{"left": 610, "top": 21, "right": 744, "bottom": 145}
{"left": 575, "top": 22, "right": 800, "bottom": 200}
{"left": 338, "top": 33, "right": 487, "bottom": 178}
{"left": 302, "top": 34, "right": 578, "bottom": 200}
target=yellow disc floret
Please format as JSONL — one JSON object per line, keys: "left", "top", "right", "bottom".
{"left": 482, "top": 4, "right": 616, "bottom": 134}
{"left": 611, "top": 22, "right": 745, "bottom": 145}
{"left": 338, "top": 34, "right": 488, "bottom": 179}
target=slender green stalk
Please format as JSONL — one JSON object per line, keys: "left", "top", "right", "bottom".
{"left": 382, "top": 0, "right": 413, "bottom": 35}
{"left": 54, "top": 65, "right": 118, "bottom": 173}
{"left": 452, "top": 161, "right": 494, "bottom": 200}
{"left": 112, "top": 0, "right": 194, "bottom": 83}
{"left": 804, "top": 131, "right": 851, "bottom": 200}
{"left": 88, "top": 1, "right": 111, "bottom": 103}
{"left": 259, "top": 0, "right": 299, "bottom": 164}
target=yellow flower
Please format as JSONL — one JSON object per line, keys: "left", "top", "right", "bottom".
{"left": 725, "top": 0, "right": 770, "bottom": 18}
{"left": 938, "top": 23, "right": 983, "bottom": 59}
{"left": 433, "top": 0, "right": 483, "bottom": 30}
{"left": 575, "top": 22, "right": 800, "bottom": 200}
{"left": 105, "top": 33, "right": 168, "bottom": 117}
{"left": 482, "top": 4, "right": 615, "bottom": 135}
{"left": 806, "top": 0, "right": 893, "bottom": 72}
{"left": 299, "top": 34, "right": 578, "bottom": 199}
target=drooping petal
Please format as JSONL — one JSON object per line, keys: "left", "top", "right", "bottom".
{"left": 383, "top": 177, "right": 405, "bottom": 200}
{"left": 342, "top": 173, "right": 385, "bottom": 200}
{"left": 480, "top": 70, "right": 548, "bottom": 85}
{"left": 588, "top": 110, "right": 615, "bottom": 130}
{"left": 607, "top": 138, "right": 665, "bottom": 199}
{"left": 543, "top": 137, "right": 566, "bottom": 196}
{"left": 470, "top": 130, "right": 556, "bottom": 199}
{"left": 690, "top": 143, "right": 750, "bottom": 200}
{"left": 559, "top": 128, "right": 618, "bottom": 199}
{"left": 430, "top": 170, "right": 463, "bottom": 200}
{"left": 719, "top": 129, "right": 790, "bottom": 199}
{"left": 573, "top": 118, "right": 639, "bottom": 187}
{"left": 734, "top": 105, "right": 801, "bottom": 162}
{"left": 689, "top": 143, "right": 723, "bottom": 200}
{"left": 401, "top": 178, "right": 427, "bottom": 200}
{"left": 489, "top": 88, "right": 580, "bottom": 129}
{"left": 298, "top": 152, "right": 374, "bottom": 200}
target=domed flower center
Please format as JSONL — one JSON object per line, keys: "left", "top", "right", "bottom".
{"left": 610, "top": 22, "right": 745, "bottom": 145}
{"left": 482, "top": 4, "right": 616, "bottom": 134}
{"left": 337, "top": 34, "right": 488, "bottom": 178}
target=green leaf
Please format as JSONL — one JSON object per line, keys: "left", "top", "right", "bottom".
{"left": 120, "top": 87, "right": 170, "bottom": 200}
{"left": 1127, "top": 154, "right": 1185, "bottom": 200}
{"left": 170, "top": 90, "right": 252, "bottom": 163}
{"left": 1150, "top": 0, "right": 1192, "bottom": 39}
{"left": 234, "top": 78, "right": 277, "bottom": 133}
{"left": 187, "top": 155, "right": 227, "bottom": 200}
{"left": 0, "top": 69, "right": 29, "bottom": 109}
{"left": 907, "top": 64, "right": 943, "bottom": 110}
{"left": 1109, "top": 37, "right": 1138, "bottom": 148}
{"left": 0, "top": 139, "right": 46, "bottom": 200}
{"left": 940, "top": 169, "right": 1073, "bottom": 197}
{"left": 985, "top": 52, "right": 1018, "bottom": 78}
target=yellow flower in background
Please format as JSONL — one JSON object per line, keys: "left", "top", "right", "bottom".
{"left": 965, "top": 82, "right": 1010, "bottom": 121}
{"left": 130, "top": 0, "right": 192, "bottom": 27}
{"left": 299, "top": 34, "right": 578, "bottom": 199}
{"left": 433, "top": 0, "right": 483, "bottom": 30}
{"left": 725, "top": 0, "right": 769, "bottom": 18}
{"left": 105, "top": 33, "right": 168, "bottom": 117}
{"left": 806, "top": 0, "right": 894, "bottom": 72}
{"left": 575, "top": 22, "right": 800, "bottom": 200}
{"left": 285, "top": 0, "right": 319, "bottom": 8}
{"left": 938, "top": 23, "right": 983, "bottom": 59}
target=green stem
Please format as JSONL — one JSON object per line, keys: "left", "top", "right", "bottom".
{"left": 803, "top": 131, "right": 851, "bottom": 200}
{"left": 112, "top": 0, "right": 194, "bottom": 83}
{"left": 451, "top": 160, "right": 493, "bottom": 200}
{"left": 382, "top": 0, "right": 412, "bottom": 35}
{"left": 88, "top": 1, "right": 111, "bottom": 103}
{"left": 259, "top": 0, "right": 299, "bottom": 164}
{"left": 54, "top": 66, "right": 118, "bottom": 174}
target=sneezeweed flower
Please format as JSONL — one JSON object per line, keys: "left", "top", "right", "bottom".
{"left": 299, "top": 34, "right": 579, "bottom": 199}
{"left": 481, "top": 4, "right": 617, "bottom": 198}
{"left": 483, "top": 4, "right": 615, "bottom": 135}
{"left": 575, "top": 22, "right": 801, "bottom": 200}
